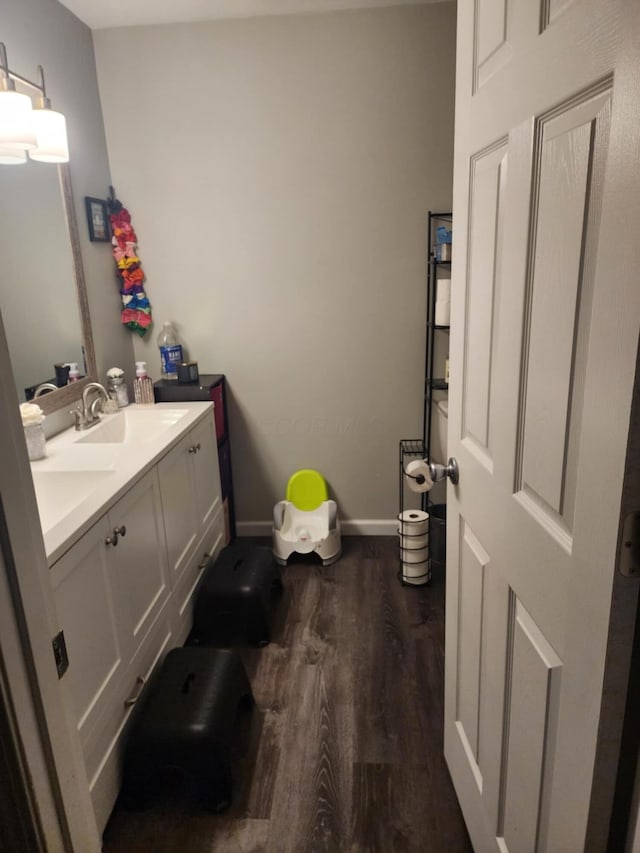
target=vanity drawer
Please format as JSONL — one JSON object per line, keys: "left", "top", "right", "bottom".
{"left": 84, "top": 609, "right": 174, "bottom": 834}
{"left": 171, "top": 504, "right": 226, "bottom": 647}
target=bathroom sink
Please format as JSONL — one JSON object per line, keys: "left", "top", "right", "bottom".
{"left": 76, "top": 408, "right": 189, "bottom": 445}
{"left": 31, "top": 470, "right": 117, "bottom": 533}
{"left": 34, "top": 445, "right": 119, "bottom": 472}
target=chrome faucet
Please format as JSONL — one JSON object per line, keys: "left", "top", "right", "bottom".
{"left": 33, "top": 382, "right": 59, "bottom": 398}
{"left": 73, "top": 382, "right": 110, "bottom": 431}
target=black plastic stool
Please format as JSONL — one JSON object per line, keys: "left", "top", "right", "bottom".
{"left": 192, "top": 543, "right": 283, "bottom": 647}
{"left": 121, "top": 647, "right": 253, "bottom": 812}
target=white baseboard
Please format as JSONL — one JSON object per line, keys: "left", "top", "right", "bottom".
{"left": 341, "top": 520, "right": 397, "bottom": 536}
{"left": 236, "top": 519, "right": 397, "bottom": 537}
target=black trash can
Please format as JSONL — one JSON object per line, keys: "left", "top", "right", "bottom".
{"left": 429, "top": 504, "right": 447, "bottom": 569}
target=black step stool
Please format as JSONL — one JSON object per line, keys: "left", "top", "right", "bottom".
{"left": 121, "top": 647, "right": 253, "bottom": 812}
{"left": 192, "top": 543, "right": 283, "bottom": 647}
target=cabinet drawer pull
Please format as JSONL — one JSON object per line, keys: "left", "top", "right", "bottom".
{"left": 197, "top": 553, "right": 211, "bottom": 571}
{"left": 188, "top": 445, "right": 197, "bottom": 454}
{"left": 195, "top": 442, "right": 201, "bottom": 452}
{"left": 106, "top": 525, "right": 127, "bottom": 546}
{"left": 124, "top": 675, "right": 146, "bottom": 708}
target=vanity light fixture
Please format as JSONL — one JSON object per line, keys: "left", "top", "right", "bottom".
{"left": 0, "top": 144, "right": 27, "bottom": 165}
{"left": 30, "top": 66, "right": 69, "bottom": 163}
{"left": 0, "top": 43, "right": 37, "bottom": 153}
{"left": 0, "top": 41, "right": 69, "bottom": 164}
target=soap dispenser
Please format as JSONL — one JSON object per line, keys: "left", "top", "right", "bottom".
{"left": 133, "top": 361, "right": 154, "bottom": 405}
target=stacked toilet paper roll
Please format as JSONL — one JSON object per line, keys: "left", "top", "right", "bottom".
{"left": 435, "top": 278, "right": 451, "bottom": 326}
{"left": 397, "top": 509, "right": 430, "bottom": 586}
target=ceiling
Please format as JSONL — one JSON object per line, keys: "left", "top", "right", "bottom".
{"left": 58, "top": 0, "right": 445, "bottom": 31}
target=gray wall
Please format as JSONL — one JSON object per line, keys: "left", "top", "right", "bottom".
{"left": 93, "top": 4, "right": 456, "bottom": 526}
{"left": 1, "top": 0, "right": 134, "bottom": 407}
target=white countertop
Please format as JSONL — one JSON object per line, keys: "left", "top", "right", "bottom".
{"left": 30, "top": 402, "right": 213, "bottom": 565}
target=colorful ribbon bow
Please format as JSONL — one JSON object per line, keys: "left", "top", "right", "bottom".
{"left": 107, "top": 186, "right": 152, "bottom": 337}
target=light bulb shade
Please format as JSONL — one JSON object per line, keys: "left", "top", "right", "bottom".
{"left": 29, "top": 108, "right": 69, "bottom": 163}
{"left": 0, "top": 89, "right": 36, "bottom": 150}
{"left": 0, "top": 144, "right": 27, "bottom": 164}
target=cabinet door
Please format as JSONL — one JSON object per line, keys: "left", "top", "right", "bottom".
{"left": 108, "top": 470, "right": 170, "bottom": 658}
{"left": 157, "top": 432, "right": 199, "bottom": 585}
{"left": 85, "top": 612, "right": 174, "bottom": 835}
{"left": 171, "top": 504, "right": 226, "bottom": 646}
{"left": 50, "top": 514, "right": 128, "bottom": 750}
{"left": 190, "top": 415, "right": 221, "bottom": 531}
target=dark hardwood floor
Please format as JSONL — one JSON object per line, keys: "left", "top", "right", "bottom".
{"left": 102, "top": 536, "right": 472, "bottom": 852}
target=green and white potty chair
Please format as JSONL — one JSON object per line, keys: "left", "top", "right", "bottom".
{"left": 272, "top": 469, "right": 341, "bottom": 567}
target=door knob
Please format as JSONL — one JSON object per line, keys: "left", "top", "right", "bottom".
{"left": 429, "top": 458, "right": 459, "bottom": 486}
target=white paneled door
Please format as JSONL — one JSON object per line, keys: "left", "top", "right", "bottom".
{"left": 445, "top": 1, "right": 640, "bottom": 851}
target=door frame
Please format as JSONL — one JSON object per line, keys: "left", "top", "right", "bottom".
{"left": 0, "top": 541, "right": 50, "bottom": 853}
{"left": 0, "top": 311, "right": 101, "bottom": 852}
{"left": 589, "top": 344, "right": 640, "bottom": 852}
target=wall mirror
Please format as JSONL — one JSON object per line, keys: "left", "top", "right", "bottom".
{"left": 0, "top": 78, "right": 96, "bottom": 415}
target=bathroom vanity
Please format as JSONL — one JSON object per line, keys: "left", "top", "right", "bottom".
{"left": 30, "top": 402, "right": 225, "bottom": 832}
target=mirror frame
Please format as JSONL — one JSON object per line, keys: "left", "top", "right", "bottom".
{"left": 32, "top": 164, "right": 97, "bottom": 416}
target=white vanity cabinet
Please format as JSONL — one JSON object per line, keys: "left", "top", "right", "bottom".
{"left": 46, "top": 407, "right": 225, "bottom": 835}
{"left": 50, "top": 467, "right": 171, "bottom": 831}
{"left": 158, "top": 413, "right": 223, "bottom": 645}
{"left": 50, "top": 469, "right": 169, "bottom": 751}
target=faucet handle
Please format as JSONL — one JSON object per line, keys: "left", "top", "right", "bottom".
{"left": 71, "top": 406, "right": 86, "bottom": 431}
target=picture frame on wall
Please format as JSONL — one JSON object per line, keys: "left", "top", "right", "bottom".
{"left": 84, "top": 196, "right": 110, "bottom": 242}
